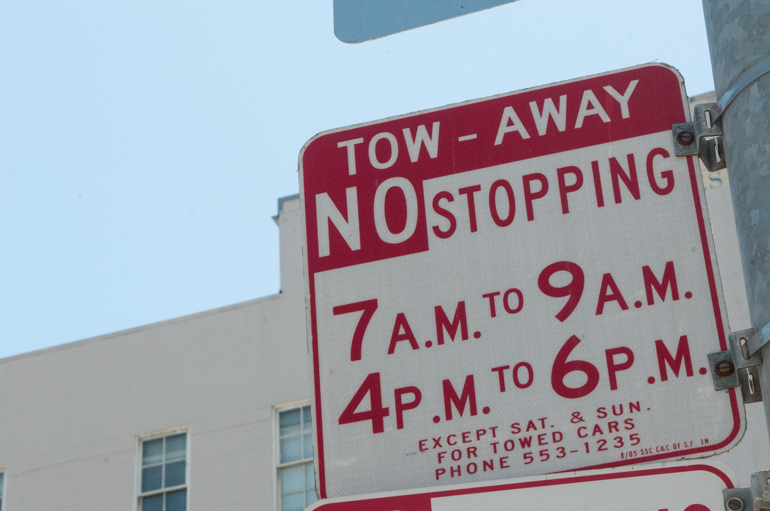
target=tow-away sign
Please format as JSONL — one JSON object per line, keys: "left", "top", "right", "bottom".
{"left": 299, "top": 64, "right": 744, "bottom": 499}
{"left": 306, "top": 461, "right": 737, "bottom": 511}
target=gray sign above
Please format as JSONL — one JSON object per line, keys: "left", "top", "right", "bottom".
{"left": 334, "top": 0, "right": 520, "bottom": 43}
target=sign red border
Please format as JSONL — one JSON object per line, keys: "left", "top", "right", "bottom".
{"left": 300, "top": 64, "right": 741, "bottom": 498}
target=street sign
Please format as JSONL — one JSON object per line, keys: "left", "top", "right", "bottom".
{"left": 306, "top": 461, "right": 737, "bottom": 511}
{"left": 299, "top": 64, "right": 744, "bottom": 499}
{"left": 333, "top": 0, "right": 519, "bottom": 43}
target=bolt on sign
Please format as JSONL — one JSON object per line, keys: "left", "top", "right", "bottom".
{"left": 299, "top": 64, "right": 744, "bottom": 499}
{"left": 305, "top": 461, "right": 737, "bottom": 511}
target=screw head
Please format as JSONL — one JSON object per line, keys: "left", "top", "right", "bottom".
{"left": 727, "top": 497, "right": 744, "bottom": 511}
{"left": 677, "top": 131, "right": 695, "bottom": 146}
{"left": 716, "top": 360, "right": 736, "bottom": 378}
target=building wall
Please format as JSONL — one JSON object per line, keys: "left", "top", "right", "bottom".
{"left": 0, "top": 195, "right": 310, "bottom": 510}
{"left": 0, "top": 154, "right": 768, "bottom": 509}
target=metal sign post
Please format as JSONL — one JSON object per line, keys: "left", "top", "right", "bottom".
{"left": 701, "top": 0, "right": 770, "bottom": 443}
{"left": 299, "top": 63, "right": 744, "bottom": 499}
{"left": 306, "top": 461, "right": 738, "bottom": 511}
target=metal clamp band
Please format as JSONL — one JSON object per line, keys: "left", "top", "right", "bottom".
{"left": 747, "top": 322, "right": 770, "bottom": 358}
{"left": 713, "top": 52, "right": 770, "bottom": 121}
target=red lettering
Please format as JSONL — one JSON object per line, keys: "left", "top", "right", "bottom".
{"left": 503, "top": 288, "right": 524, "bottom": 314}
{"left": 458, "top": 185, "right": 482, "bottom": 232}
{"left": 338, "top": 372, "right": 390, "bottom": 434}
{"left": 513, "top": 362, "right": 534, "bottom": 389}
{"left": 435, "top": 301, "right": 469, "bottom": 345}
{"left": 443, "top": 375, "right": 478, "bottom": 420}
{"left": 394, "top": 386, "right": 421, "bottom": 429}
{"left": 483, "top": 291, "right": 500, "bottom": 317}
{"left": 591, "top": 160, "right": 605, "bottom": 207}
{"left": 605, "top": 346, "right": 634, "bottom": 391}
{"left": 610, "top": 153, "right": 640, "bottom": 203}
{"left": 522, "top": 173, "right": 549, "bottom": 221}
{"left": 432, "top": 191, "right": 456, "bottom": 239}
{"left": 557, "top": 166, "right": 583, "bottom": 214}
{"left": 647, "top": 147, "right": 674, "bottom": 195}
{"left": 333, "top": 299, "right": 378, "bottom": 362}
{"left": 387, "top": 313, "right": 419, "bottom": 354}
{"left": 492, "top": 365, "right": 509, "bottom": 392}
{"left": 655, "top": 335, "right": 693, "bottom": 381}
{"left": 489, "top": 179, "right": 516, "bottom": 227}
{"left": 643, "top": 261, "right": 680, "bottom": 305}
{"left": 595, "top": 273, "right": 629, "bottom": 315}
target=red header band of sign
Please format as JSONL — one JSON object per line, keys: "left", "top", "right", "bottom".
{"left": 301, "top": 65, "right": 685, "bottom": 274}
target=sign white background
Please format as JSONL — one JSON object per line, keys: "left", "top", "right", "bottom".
{"left": 301, "top": 65, "right": 743, "bottom": 498}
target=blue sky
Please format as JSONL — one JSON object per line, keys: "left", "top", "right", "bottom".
{"left": 0, "top": 0, "right": 716, "bottom": 358}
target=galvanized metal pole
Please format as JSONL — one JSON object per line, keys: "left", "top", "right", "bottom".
{"left": 701, "top": 0, "right": 770, "bottom": 441}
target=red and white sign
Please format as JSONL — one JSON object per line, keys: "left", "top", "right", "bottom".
{"left": 299, "top": 64, "right": 743, "bottom": 499}
{"left": 306, "top": 461, "right": 737, "bottom": 511}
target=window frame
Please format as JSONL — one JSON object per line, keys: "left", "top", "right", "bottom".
{"left": 273, "top": 399, "right": 315, "bottom": 511}
{"left": 134, "top": 426, "right": 191, "bottom": 511}
{"left": 0, "top": 466, "right": 6, "bottom": 511}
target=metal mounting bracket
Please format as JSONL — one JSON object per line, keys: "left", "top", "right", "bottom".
{"left": 672, "top": 104, "right": 726, "bottom": 172}
{"left": 723, "top": 470, "right": 770, "bottom": 511}
{"left": 708, "top": 329, "right": 763, "bottom": 403}
{"left": 673, "top": 53, "right": 770, "bottom": 174}
{"left": 746, "top": 322, "right": 770, "bottom": 358}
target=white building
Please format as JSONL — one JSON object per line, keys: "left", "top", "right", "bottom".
{"left": 0, "top": 95, "right": 768, "bottom": 510}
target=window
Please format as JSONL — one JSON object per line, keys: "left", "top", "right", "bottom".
{"left": 138, "top": 431, "right": 188, "bottom": 511}
{"left": 277, "top": 405, "right": 316, "bottom": 511}
{"left": 0, "top": 472, "right": 4, "bottom": 510}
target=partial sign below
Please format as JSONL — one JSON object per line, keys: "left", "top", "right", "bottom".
{"left": 307, "top": 461, "right": 737, "bottom": 511}
{"left": 333, "top": 0, "right": 519, "bottom": 43}
{"left": 299, "top": 64, "right": 743, "bottom": 499}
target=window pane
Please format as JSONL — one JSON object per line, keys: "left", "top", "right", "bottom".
{"left": 166, "top": 489, "right": 187, "bottom": 511}
{"left": 142, "top": 465, "right": 163, "bottom": 493}
{"left": 281, "top": 464, "right": 304, "bottom": 494}
{"left": 304, "top": 461, "right": 315, "bottom": 490}
{"left": 0, "top": 472, "right": 4, "bottom": 497}
{"left": 302, "top": 406, "right": 312, "bottom": 432}
{"left": 306, "top": 489, "right": 317, "bottom": 507}
{"left": 303, "top": 432, "right": 313, "bottom": 459}
{"left": 165, "top": 434, "right": 186, "bottom": 462}
{"left": 165, "top": 460, "right": 186, "bottom": 488}
{"left": 280, "top": 435, "right": 301, "bottom": 464}
{"left": 280, "top": 409, "right": 301, "bottom": 437}
{"left": 282, "top": 492, "right": 304, "bottom": 511}
{"left": 143, "top": 438, "right": 163, "bottom": 466}
{"left": 141, "top": 494, "right": 163, "bottom": 511}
